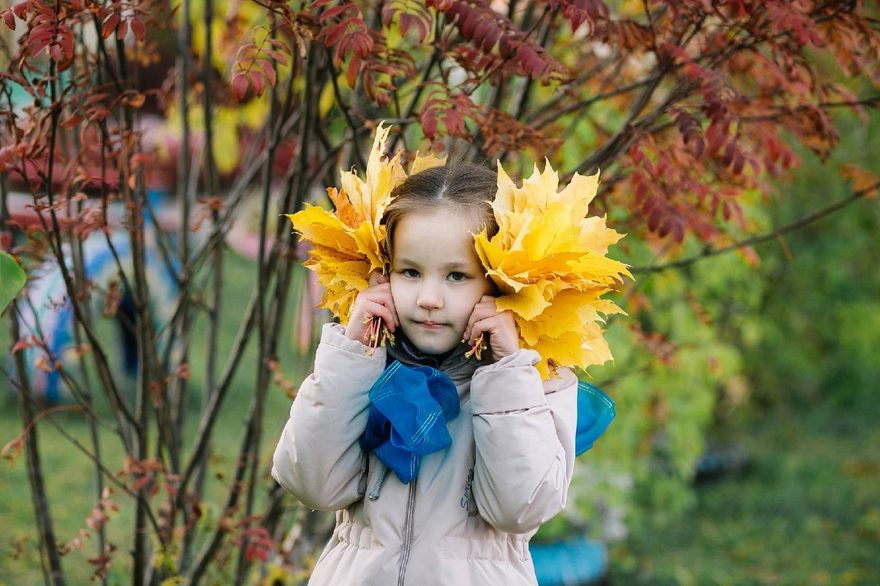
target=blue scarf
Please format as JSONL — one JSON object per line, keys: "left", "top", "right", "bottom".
{"left": 359, "top": 358, "right": 616, "bottom": 486}
{"left": 573, "top": 381, "right": 615, "bottom": 456}
{"left": 359, "top": 360, "right": 460, "bottom": 484}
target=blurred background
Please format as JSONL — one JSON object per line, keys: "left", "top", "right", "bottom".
{"left": 1, "top": 0, "right": 878, "bottom": 584}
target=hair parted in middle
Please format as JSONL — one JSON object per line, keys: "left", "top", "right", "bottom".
{"left": 382, "top": 162, "right": 500, "bottom": 258}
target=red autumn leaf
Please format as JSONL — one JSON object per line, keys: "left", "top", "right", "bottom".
{"left": 130, "top": 17, "right": 146, "bottom": 41}
{"left": 706, "top": 123, "right": 726, "bottom": 155}
{"left": 733, "top": 151, "right": 745, "bottom": 175}
{"left": 265, "top": 49, "right": 289, "bottom": 66}
{"left": 421, "top": 108, "right": 438, "bottom": 138}
{"left": 479, "top": 24, "right": 501, "bottom": 52}
{"left": 11, "top": 339, "right": 31, "bottom": 353}
{"left": 840, "top": 164, "right": 880, "bottom": 199}
{"left": 258, "top": 58, "right": 277, "bottom": 88}
{"left": 249, "top": 69, "right": 265, "bottom": 96}
{"left": 672, "top": 220, "right": 684, "bottom": 243}
{"left": 345, "top": 55, "right": 361, "bottom": 88}
{"left": 498, "top": 35, "right": 516, "bottom": 59}
{"left": 2, "top": 10, "right": 15, "bottom": 30}
{"left": 459, "top": 9, "right": 478, "bottom": 39}
{"left": 116, "top": 18, "right": 128, "bottom": 40}
{"left": 1, "top": 433, "right": 25, "bottom": 463}
{"left": 721, "top": 200, "right": 732, "bottom": 222}
{"left": 322, "top": 4, "right": 351, "bottom": 21}
{"left": 446, "top": 108, "right": 464, "bottom": 136}
{"left": 647, "top": 207, "right": 661, "bottom": 232}
{"left": 473, "top": 18, "right": 491, "bottom": 48}
{"left": 641, "top": 195, "right": 660, "bottom": 215}
{"left": 322, "top": 22, "right": 347, "bottom": 48}
{"left": 58, "top": 28, "right": 75, "bottom": 60}
{"left": 231, "top": 72, "right": 249, "bottom": 101}
{"left": 49, "top": 43, "right": 65, "bottom": 62}
{"left": 60, "top": 113, "right": 83, "bottom": 128}
{"left": 737, "top": 245, "right": 761, "bottom": 267}
{"left": 102, "top": 12, "right": 120, "bottom": 39}
{"left": 658, "top": 216, "right": 672, "bottom": 238}
{"left": 130, "top": 475, "right": 151, "bottom": 491}
{"left": 163, "top": 480, "right": 178, "bottom": 498}
{"left": 27, "top": 29, "right": 53, "bottom": 57}
{"left": 342, "top": 26, "right": 373, "bottom": 57}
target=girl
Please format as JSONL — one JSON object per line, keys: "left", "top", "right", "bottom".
{"left": 272, "top": 163, "right": 578, "bottom": 585}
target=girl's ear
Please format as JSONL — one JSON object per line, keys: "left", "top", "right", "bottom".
{"left": 369, "top": 271, "right": 389, "bottom": 286}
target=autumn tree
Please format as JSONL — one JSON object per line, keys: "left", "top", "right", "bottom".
{"left": 1, "top": 0, "right": 878, "bottom": 583}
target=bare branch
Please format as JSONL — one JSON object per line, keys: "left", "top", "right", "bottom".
{"left": 7, "top": 303, "right": 65, "bottom": 585}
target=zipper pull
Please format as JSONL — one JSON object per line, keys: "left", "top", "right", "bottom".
{"left": 368, "top": 463, "right": 389, "bottom": 501}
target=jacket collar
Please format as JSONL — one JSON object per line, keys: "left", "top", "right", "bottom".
{"left": 385, "top": 331, "right": 487, "bottom": 386}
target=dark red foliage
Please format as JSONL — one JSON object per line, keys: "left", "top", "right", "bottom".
{"left": 551, "top": 0, "right": 609, "bottom": 34}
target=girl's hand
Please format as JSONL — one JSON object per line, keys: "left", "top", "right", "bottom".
{"left": 345, "top": 272, "right": 398, "bottom": 344}
{"left": 464, "top": 295, "right": 520, "bottom": 362}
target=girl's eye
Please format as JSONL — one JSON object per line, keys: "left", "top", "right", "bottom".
{"left": 401, "top": 268, "right": 419, "bottom": 278}
{"left": 447, "top": 272, "right": 468, "bottom": 282}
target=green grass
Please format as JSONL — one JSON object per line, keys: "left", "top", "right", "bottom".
{"left": 1, "top": 252, "right": 304, "bottom": 584}
{"left": 610, "top": 397, "right": 880, "bottom": 586}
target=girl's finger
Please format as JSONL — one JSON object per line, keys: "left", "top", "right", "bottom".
{"left": 361, "top": 300, "right": 396, "bottom": 332}
{"left": 360, "top": 286, "right": 399, "bottom": 327}
{"left": 469, "top": 315, "right": 496, "bottom": 340}
{"left": 376, "top": 290, "right": 399, "bottom": 327}
{"left": 465, "top": 301, "right": 497, "bottom": 340}
{"left": 471, "top": 314, "right": 519, "bottom": 359}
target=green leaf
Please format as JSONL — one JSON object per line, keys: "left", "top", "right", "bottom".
{"left": 0, "top": 250, "right": 26, "bottom": 314}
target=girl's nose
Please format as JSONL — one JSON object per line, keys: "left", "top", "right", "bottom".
{"left": 417, "top": 284, "right": 443, "bottom": 309}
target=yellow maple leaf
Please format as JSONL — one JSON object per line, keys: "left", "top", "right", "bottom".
{"left": 474, "top": 161, "right": 632, "bottom": 378}
{"left": 286, "top": 123, "right": 445, "bottom": 323}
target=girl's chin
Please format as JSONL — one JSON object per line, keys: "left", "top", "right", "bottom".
{"left": 403, "top": 328, "right": 462, "bottom": 355}
{"left": 411, "top": 339, "right": 457, "bottom": 355}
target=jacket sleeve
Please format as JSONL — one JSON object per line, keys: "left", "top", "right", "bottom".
{"left": 469, "top": 349, "right": 578, "bottom": 534}
{"left": 271, "top": 323, "right": 386, "bottom": 511}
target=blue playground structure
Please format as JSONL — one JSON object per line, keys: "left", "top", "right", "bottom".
{"left": 15, "top": 226, "right": 177, "bottom": 403}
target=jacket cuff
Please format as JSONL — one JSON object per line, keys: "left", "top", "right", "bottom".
{"left": 470, "top": 349, "right": 546, "bottom": 415}
{"left": 319, "top": 322, "right": 387, "bottom": 360}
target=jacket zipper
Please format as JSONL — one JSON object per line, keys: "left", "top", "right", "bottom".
{"left": 397, "top": 478, "right": 418, "bottom": 585}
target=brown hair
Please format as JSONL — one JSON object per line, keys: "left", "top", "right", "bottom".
{"left": 382, "top": 162, "right": 499, "bottom": 258}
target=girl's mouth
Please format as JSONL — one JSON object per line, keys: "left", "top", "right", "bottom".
{"left": 418, "top": 321, "right": 444, "bottom": 329}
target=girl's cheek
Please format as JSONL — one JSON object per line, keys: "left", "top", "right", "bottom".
{"left": 387, "top": 280, "right": 407, "bottom": 305}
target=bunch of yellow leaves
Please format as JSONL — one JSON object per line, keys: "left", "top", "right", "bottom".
{"left": 474, "top": 161, "right": 632, "bottom": 379}
{"left": 286, "top": 123, "right": 444, "bottom": 327}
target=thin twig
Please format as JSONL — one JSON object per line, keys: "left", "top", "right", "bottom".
{"left": 632, "top": 181, "right": 879, "bottom": 274}
{"left": 326, "top": 48, "right": 366, "bottom": 171}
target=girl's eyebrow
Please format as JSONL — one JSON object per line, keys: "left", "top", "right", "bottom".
{"left": 393, "top": 258, "right": 471, "bottom": 271}
{"left": 440, "top": 262, "right": 470, "bottom": 270}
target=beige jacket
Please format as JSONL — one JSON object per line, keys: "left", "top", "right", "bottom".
{"left": 272, "top": 323, "right": 578, "bottom": 585}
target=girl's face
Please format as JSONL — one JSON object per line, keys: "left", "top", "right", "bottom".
{"left": 389, "top": 208, "right": 492, "bottom": 355}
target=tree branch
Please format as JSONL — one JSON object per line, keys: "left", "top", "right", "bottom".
{"left": 632, "top": 181, "right": 879, "bottom": 274}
